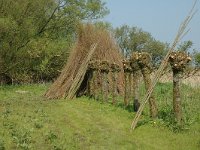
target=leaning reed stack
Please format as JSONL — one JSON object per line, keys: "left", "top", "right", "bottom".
{"left": 44, "top": 24, "right": 124, "bottom": 99}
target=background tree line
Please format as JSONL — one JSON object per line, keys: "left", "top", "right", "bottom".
{"left": 0, "top": 0, "right": 199, "bottom": 84}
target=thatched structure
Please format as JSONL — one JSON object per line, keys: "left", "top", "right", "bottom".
{"left": 44, "top": 24, "right": 124, "bottom": 99}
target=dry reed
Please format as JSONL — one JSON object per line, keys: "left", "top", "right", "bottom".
{"left": 44, "top": 24, "right": 124, "bottom": 99}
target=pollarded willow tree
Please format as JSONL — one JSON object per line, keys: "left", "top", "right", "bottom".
{"left": 169, "top": 52, "right": 191, "bottom": 125}
{"left": 129, "top": 52, "right": 158, "bottom": 117}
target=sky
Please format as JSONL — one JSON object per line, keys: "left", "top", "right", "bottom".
{"left": 103, "top": 0, "right": 200, "bottom": 51}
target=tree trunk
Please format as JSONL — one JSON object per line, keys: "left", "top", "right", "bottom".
{"left": 133, "top": 72, "right": 140, "bottom": 112}
{"left": 124, "top": 72, "right": 129, "bottom": 106}
{"left": 173, "top": 70, "right": 183, "bottom": 125}
{"left": 141, "top": 68, "right": 158, "bottom": 118}
{"left": 112, "top": 72, "right": 118, "bottom": 104}
{"left": 128, "top": 72, "right": 132, "bottom": 104}
{"left": 93, "top": 70, "right": 99, "bottom": 100}
{"left": 102, "top": 72, "right": 108, "bottom": 102}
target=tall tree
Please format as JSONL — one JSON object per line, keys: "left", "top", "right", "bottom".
{"left": 114, "top": 25, "right": 167, "bottom": 66}
{"left": 0, "top": 0, "right": 109, "bottom": 83}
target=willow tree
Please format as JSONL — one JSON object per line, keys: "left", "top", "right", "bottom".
{"left": 137, "top": 52, "right": 158, "bottom": 118}
{"left": 169, "top": 52, "right": 191, "bottom": 125}
{"left": 110, "top": 63, "right": 121, "bottom": 104}
{"left": 123, "top": 60, "right": 132, "bottom": 106}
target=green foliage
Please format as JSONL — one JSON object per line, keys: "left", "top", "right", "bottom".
{"left": 11, "top": 128, "right": 32, "bottom": 150}
{"left": 177, "top": 40, "right": 193, "bottom": 52}
{"left": 0, "top": 138, "right": 5, "bottom": 150}
{"left": 114, "top": 25, "right": 168, "bottom": 66}
{"left": 193, "top": 51, "right": 200, "bottom": 68}
{"left": 0, "top": 0, "right": 108, "bottom": 84}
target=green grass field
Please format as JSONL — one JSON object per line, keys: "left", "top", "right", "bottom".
{"left": 0, "top": 83, "right": 200, "bottom": 150}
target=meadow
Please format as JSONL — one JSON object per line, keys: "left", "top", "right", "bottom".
{"left": 0, "top": 83, "right": 199, "bottom": 150}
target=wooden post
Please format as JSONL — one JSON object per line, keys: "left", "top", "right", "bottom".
{"left": 169, "top": 52, "right": 191, "bottom": 125}
{"left": 137, "top": 52, "right": 158, "bottom": 118}
{"left": 110, "top": 63, "right": 121, "bottom": 104}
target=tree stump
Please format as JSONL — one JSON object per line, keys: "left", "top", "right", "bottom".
{"left": 169, "top": 52, "right": 191, "bottom": 125}
{"left": 137, "top": 52, "right": 158, "bottom": 118}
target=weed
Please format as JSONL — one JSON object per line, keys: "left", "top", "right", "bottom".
{"left": 45, "top": 130, "right": 57, "bottom": 143}
{"left": 0, "top": 138, "right": 5, "bottom": 150}
{"left": 11, "top": 128, "right": 32, "bottom": 150}
{"left": 34, "top": 122, "right": 43, "bottom": 129}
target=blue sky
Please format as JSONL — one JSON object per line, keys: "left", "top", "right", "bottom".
{"left": 103, "top": 0, "right": 200, "bottom": 51}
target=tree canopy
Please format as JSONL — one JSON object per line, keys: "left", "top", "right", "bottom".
{"left": 114, "top": 25, "right": 168, "bottom": 66}
{"left": 0, "top": 0, "right": 109, "bottom": 83}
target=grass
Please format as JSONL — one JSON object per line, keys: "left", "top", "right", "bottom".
{"left": 0, "top": 83, "right": 200, "bottom": 150}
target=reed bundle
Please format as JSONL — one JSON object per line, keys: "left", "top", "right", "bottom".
{"left": 44, "top": 24, "right": 124, "bottom": 99}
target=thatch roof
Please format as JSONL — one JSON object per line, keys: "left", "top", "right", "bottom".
{"left": 44, "top": 24, "right": 124, "bottom": 99}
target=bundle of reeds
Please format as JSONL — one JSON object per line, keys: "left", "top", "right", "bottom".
{"left": 44, "top": 23, "right": 124, "bottom": 99}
